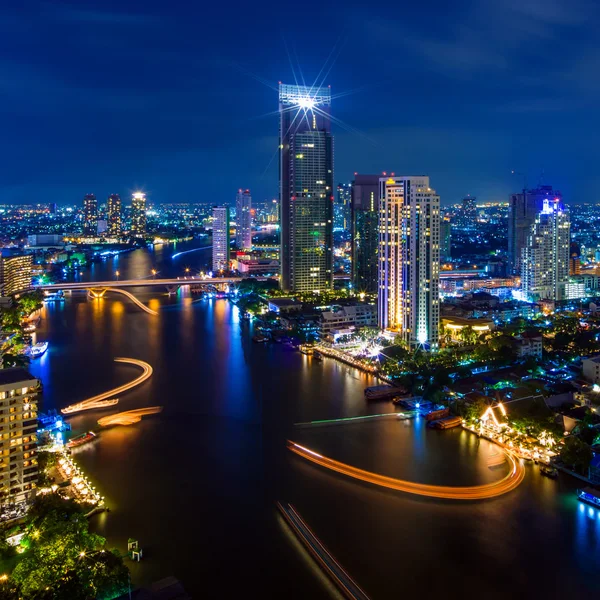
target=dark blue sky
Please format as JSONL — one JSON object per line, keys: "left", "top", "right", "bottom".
{"left": 2, "top": 0, "right": 599, "bottom": 205}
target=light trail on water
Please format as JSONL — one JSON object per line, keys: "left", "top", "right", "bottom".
{"left": 288, "top": 440, "right": 525, "bottom": 500}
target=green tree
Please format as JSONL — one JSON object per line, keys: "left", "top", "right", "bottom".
{"left": 560, "top": 436, "right": 593, "bottom": 475}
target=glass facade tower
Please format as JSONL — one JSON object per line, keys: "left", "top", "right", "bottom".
{"left": 235, "top": 189, "right": 252, "bottom": 251}
{"left": 279, "top": 83, "right": 333, "bottom": 293}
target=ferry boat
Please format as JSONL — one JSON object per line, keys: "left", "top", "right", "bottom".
{"left": 28, "top": 341, "right": 48, "bottom": 358}
{"left": 540, "top": 465, "right": 558, "bottom": 479}
{"left": 577, "top": 487, "right": 600, "bottom": 508}
{"left": 252, "top": 335, "right": 269, "bottom": 343}
{"left": 313, "top": 350, "right": 324, "bottom": 361}
{"left": 66, "top": 431, "right": 97, "bottom": 449}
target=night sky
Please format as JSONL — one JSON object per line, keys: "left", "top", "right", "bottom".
{"left": 2, "top": 0, "right": 599, "bottom": 205}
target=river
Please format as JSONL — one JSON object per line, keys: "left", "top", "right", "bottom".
{"left": 28, "top": 240, "right": 600, "bottom": 598}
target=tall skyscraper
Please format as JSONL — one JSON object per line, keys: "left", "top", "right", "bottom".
{"left": 351, "top": 174, "right": 380, "bottom": 293}
{"left": 0, "top": 368, "right": 39, "bottom": 512}
{"left": 130, "top": 192, "right": 147, "bottom": 237}
{"left": 440, "top": 218, "right": 452, "bottom": 262}
{"left": 279, "top": 83, "right": 333, "bottom": 293}
{"left": 83, "top": 193, "right": 98, "bottom": 235}
{"left": 508, "top": 186, "right": 561, "bottom": 275}
{"left": 461, "top": 194, "right": 477, "bottom": 226}
{"left": 0, "top": 254, "right": 33, "bottom": 298}
{"left": 212, "top": 206, "right": 230, "bottom": 272}
{"left": 335, "top": 183, "right": 351, "bottom": 231}
{"left": 378, "top": 176, "right": 440, "bottom": 349}
{"left": 521, "top": 198, "right": 570, "bottom": 302}
{"left": 107, "top": 194, "right": 122, "bottom": 236}
{"left": 235, "top": 189, "right": 252, "bottom": 251}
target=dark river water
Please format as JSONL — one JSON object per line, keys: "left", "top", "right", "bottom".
{"left": 28, "top": 240, "right": 600, "bottom": 599}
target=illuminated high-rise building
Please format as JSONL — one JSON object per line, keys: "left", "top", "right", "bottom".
{"left": 0, "top": 254, "right": 33, "bottom": 298}
{"left": 83, "top": 193, "right": 98, "bottom": 235}
{"left": 0, "top": 368, "right": 39, "bottom": 511}
{"left": 521, "top": 198, "right": 570, "bottom": 302}
{"left": 351, "top": 174, "right": 380, "bottom": 293}
{"left": 107, "top": 194, "right": 122, "bottom": 236}
{"left": 235, "top": 189, "right": 252, "bottom": 251}
{"left": 461, "top": 194, "right": 477, "bottom": 226}
{"left": 212, "top": 206, "right": 230, "bottom": 272}
{"left": 130, "top": 192, "right": 147, "bottom": 237}
{"left": 508, "top": 186, "right": 561, "bottom": 275}
{"left": 279, "top": 83, "right": 333, "bottom": 293}
{"left": 378, "top": 176, "right": 440, "bottom": 349}
{"left": 335, "top": 183, "right": 351, "bottom": 231}
{"left": 440, "top": 218, "right": 452, "bottom": 262}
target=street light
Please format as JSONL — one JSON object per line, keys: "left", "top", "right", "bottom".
{"left": 151, "top": 269, "right": 157, "bottom": 279}
{"left": 115, "top": 270, "right": 120, "bottom": 281}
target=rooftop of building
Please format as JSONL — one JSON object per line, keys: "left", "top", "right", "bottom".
{"left": 583, "top": 356, "right": 600, "bottom": 364}
{"left": 0, "top": 367, "right": 37, "bottom": 386}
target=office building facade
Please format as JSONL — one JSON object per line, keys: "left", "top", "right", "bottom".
{"left": 131, "top": 192, "right": 147, "bottom": 237}
{"left": 83, "top": 193, "right": 98, "bottom": 236}
{"left": 378, "top": 176, "right": 440, "bottom": 349}
{"left": 279, "top": 83, "right": 333, "bottom": 293}
{"left": 235, "top": 189, "right": 252, "bottom": 251}
{"left": 107, "top": 194, "right": 122, "bottom": 236}
{"left": 351, "top": 174, "right": 380, "bottom": 293}
{"left": 508, "top": 186, "right": 561, "bottom": 275}
{"left": 0, "top": 368, "right": 39, "bottom": 512}
{"left": 521, "top": 198, "right": 570, "bottom": 302}
{"left": 212, "top": 206, "right": 230, "bottom": 272}
{"left": 335, "top": 183, "right": 351, "bottom": 231}
{"left": 440, "top": 218, "right": 452, "bottom": 261}
{"left": 0, "top": 254, "right": 33, "bottom": 297}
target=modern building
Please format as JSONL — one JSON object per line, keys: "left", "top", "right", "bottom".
{"left": 82, "top": 193, "right": 98, "bottom": 236}
{"left": 232, "top": 257, "right": 279, "bottom": 275}
{"left": 521, "top": 198, "right": 570, "bottom": 302}
{"left": 27, "top": 234, "right": 64, "bottom": 248}
{"left": 351, "top": 174, "right": 380, "bottom": 294}
{"left": 462, "top": 194, "right": 477, "bottom": 227}
{"left": 130, "top": 192, "right": 147, "bottom": 237}
{"left": 440, "top": 218, "right": 452, "bottom": 262}
{"left": 235, "top": 189, "right": 252, "bottom": 251}
{"left": 508, "top": 186, "right": 561, "bottom": 275}
{"left": 107, "top": 194, "right": 122, "bottom": 236}
{"left": 212, "top": 206, "right": 230, "bottom": 272}
{"left": 320, "top": 303, "right": 377, "bottom": 334}
{"left": 335, "top": 183, "right": 351, "bottom": 231}
{"left": 0, "top": 254, "right": 33, "bottom": 297}
{"left": 378, "top": 176, "right": 440, "bottom": 349}
{"left": 583, "top": 356, "right": 600, "bottom": 384}
{"left": 279, "top": 83, "right": 333, "bottom": 293}
{"left": 0, "top": 368, "right": 39, "bottom": 513}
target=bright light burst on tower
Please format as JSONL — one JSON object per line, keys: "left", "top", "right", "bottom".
{"left": 296, "top": 97, "right": 316, "bottom": 109}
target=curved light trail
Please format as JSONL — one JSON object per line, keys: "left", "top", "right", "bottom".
{"left": 89, "top": 288, "right": 159, "bottom": 316}
{"left": 61, "top": 358, "right": 153, "bottom": 415}
{"left": 172, "top": 245, "right": 212, "bottom": 259}
{"left": 98, "top": 406, "right": 163, "bottom": 427}
{"left": 288, "top": 440, "right": 525, "bottom": 500}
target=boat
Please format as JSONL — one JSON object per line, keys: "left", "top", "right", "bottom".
{"left": 313, "top": 350, "right": 324, "bottom": 361}
{"left": 299, "top": 345, "right": 314, "bottom": 355}
{"left": 577, "top": 487, "right": 600, "bottom": 508}
{"left": 364, "top": 385, "right": 404, "bottom": 401}
{"left": 28, "top": 341, "right": 48, "bottom": 358}
{"left": 66, "top": 431, "right": 97, "bottom": 448}
{"left": 61, "top": 398, "right": 119, "bottom": 415}
{"left": 540, "top": 465, "right": 558, "bottom": 479}
{"left": 425, "top": 407, "right": 450, "bottom": 421}
{"left": 428, "top": 416, "right": 463, "bottom": 430}
{"left": 252, "top": 335, "right": 269, "bottom": 343}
